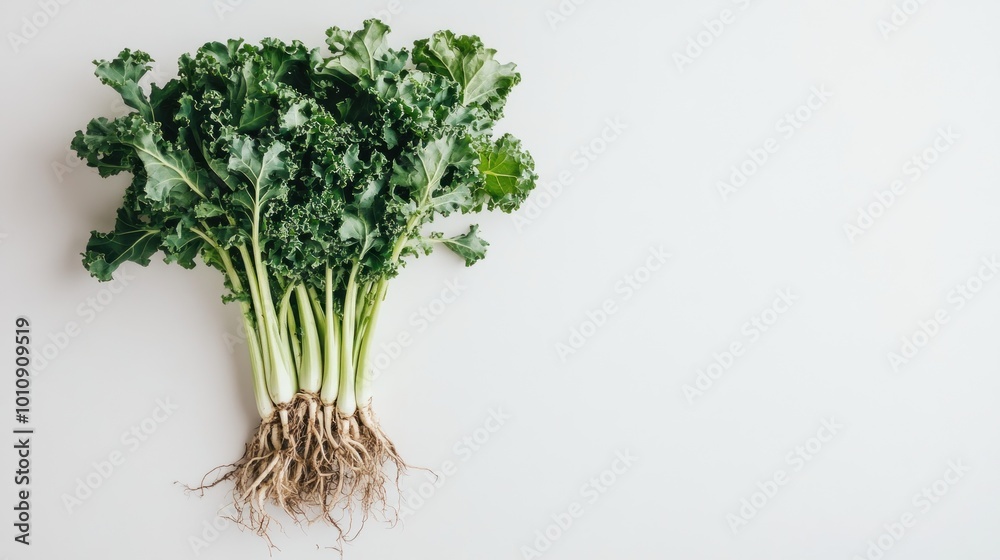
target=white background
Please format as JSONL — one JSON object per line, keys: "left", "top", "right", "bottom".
{"left": 2, "top": 0, "right": 1000, "bottom": 558}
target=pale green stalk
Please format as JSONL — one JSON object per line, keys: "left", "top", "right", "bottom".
{"left": 355, "top": 278, "right": 388, "bottom": 406}
{"left": 320, "top": 266, "right": 341, "bottom": 404}
{"left": 336, "top": 262, "right": 360, "bottom": 416}
{"left": 286, "top": 297, "right": 302, "bottom": 377}
{"left": 248, "top": 197, "right": 296, "bottom": 405}
{"left": 295, "top": 285, "right": 323, "bottom": 393}
{"left": 307, "top": 286, "right": 326, "bottom": 340}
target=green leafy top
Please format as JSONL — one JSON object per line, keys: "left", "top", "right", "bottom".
{"left": 72, "top": 20, "right": 536, "bottom": 306}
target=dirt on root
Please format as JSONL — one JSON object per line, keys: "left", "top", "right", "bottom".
{"left": 189, "top": 392, "right": 407, "bottom": 546}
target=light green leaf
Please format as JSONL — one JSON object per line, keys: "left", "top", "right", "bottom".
{"left": 194, "top": 201, "right": 226, "bottom": 218}
{"left": 391, "top": 135, "right": 476, "bottom": 208}
{"left": 412, "top": 31, "right": 520, "bottom": 116}
{"left": 239, "top": 98, "right": 275, "bottom": 132}
{"left": 322, "top": 19, "right": 407, "bottom": 85}
{"left": 131, "top": 127, "right": 208, "bottom": 208}
{"left": 440, "top": 224, "right": 489, "bottom": 266}
{"left": 280, "top": 99, "right": 310, "bottom": 130}
{"left": 430, "top": 184, "right": 473, "bottom": 215}
{"left": 477, "top": 133, "right": 536, "bottom": 213}
{"left": 228, "top": 136, "right": 288, "bottom": 211}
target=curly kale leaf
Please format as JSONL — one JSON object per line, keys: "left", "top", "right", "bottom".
{"left": 73, "top": 19, "right": 537, "bottom": 297}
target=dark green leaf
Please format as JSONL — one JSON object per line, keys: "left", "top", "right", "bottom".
{"left": 94, "top": 49, "right": 154, "bottom": 120}
{"left": 82, "top": 206, "right": 161, "bottom": 281}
